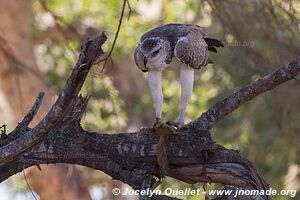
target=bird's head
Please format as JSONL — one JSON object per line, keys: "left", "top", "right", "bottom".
{"left": 139, "top": 37, "right": 171, "bottom": 70}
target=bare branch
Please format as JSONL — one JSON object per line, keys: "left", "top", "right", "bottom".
{"left": 189, "top": 56, "right": 300, "bottom": 130}
{"left": 4, "top": 92, "right": 45, "bottom": 144}
{"left": 0, "top": 33, "right": 107, "bottom": 167}
{"left": 0, "top": 121, "right": 270, "bottom": 199}
{"left": 100, "top": 0, "right": 128, "bottom": 71}
{"left": 16, "top": 92, "right": 45, "bottom": 129}
{"left": 126, "top": 0, "right": 132, "bottom": 20}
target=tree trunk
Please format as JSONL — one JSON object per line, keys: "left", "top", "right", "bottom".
{"left": 0, "top": 1, "right": 91, "bottom": 199}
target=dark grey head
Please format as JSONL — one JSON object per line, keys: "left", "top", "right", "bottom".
{"left": 139, "top": 37, "right": 172, "bottom": 70}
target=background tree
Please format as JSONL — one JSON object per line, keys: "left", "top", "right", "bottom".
{"left": 0, "top": 1, "right": 92, "bottom": 200}
{"left": 0, "top": 0, "right": 299, "bottom": 199}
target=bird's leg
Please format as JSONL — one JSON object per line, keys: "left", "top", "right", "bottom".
{"left": 148, "top": 70, "right": 164, "bottom": 130}
{"left": 178, "top": 67, "right": 194, "bottom": 129}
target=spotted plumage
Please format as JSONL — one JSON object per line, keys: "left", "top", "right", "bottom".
{"left": 134, "top": 23, "right": 223, "bottom": 129}
{"left": 135, "top": 23, "right": 223, "bottom": 72}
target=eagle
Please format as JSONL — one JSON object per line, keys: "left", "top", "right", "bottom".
{"left": 134, "top": 23, "right": 223, "bottom": 130}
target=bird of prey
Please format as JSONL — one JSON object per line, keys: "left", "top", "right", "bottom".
{"left": 134, "top": 23, "right": 223, "bottom": 130}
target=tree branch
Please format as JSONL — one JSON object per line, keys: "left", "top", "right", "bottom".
{"left": 1, "top": 32, "right": 299, "bottom": 199}
{"left": 0, "top": 32, "right": 107, "bottom": 167}
{"left": 16, "top": 92, "right": 45, "bottom": 129}
{"left": 0, "top": 106, "right": 269, "bottom": 198}
{"left": 189, "top": 57, "right": 300, "bottom": 130}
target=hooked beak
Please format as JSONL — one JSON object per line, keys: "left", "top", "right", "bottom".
{"left": 143, "top": 56, "right": 148, "bottom": 67}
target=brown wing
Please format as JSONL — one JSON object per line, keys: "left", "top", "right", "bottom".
{"left": 174, "top": 31, "right": 208, "bottom": 69}
{"left": 134, "top": 45, "right": 148, "bottom": 72}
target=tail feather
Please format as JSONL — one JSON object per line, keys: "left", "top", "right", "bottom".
{"left": 208, "top": 46, "right": 217, "bottom": 53}
{"left": 204, "top": 37, "right": 224, "bottom": 53}
{"left": 204, "top": 37, "right": 224, "bottom": 47}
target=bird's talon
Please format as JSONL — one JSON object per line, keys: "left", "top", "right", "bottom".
{"left": 165, "top": 121, "right": 186, "bottom": 131}
{"left": 177, "top": 122, "right": 185, "bottom": 130}
{"left": 166, "top": 121, "right": 178, "bottom": 127}
{"left": 152, "top": 118, "right": 164, "bottom": 131}
{"left": 153, "top": 119, "right": 177, "bottom": 135}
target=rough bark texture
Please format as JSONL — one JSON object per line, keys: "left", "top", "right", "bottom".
{"left": 0, "top": 32, "right": 107, "bottom": 166}
{"left": 0, "top": 1, "right": 91, "bottom": 199}
{"left": 1, "top": 30, "right": 299, "bottom": 199}
{"left": 0, "top": 119, "right": 269, "bottom": 192}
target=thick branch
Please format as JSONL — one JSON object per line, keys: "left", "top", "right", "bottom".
{"left": 0, "top": 110, "right": 269, "bottom": 199}
{"left": 189, "top": 57, "right": 300, "bottom": 130}
{"left": 0, "top": 33, "right": 107, "bottom": 166}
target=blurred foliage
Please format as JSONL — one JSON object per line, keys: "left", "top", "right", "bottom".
{"left": 30, "top": 0, "right": 300, "bottom": 199}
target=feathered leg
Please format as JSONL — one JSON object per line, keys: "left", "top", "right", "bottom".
{"left": 178, "top": 67, "right": 194, "bottom": 128}
{"left": 148, "top": 70, "right": 163, "bottom": 129}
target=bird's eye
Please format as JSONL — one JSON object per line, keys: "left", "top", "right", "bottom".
{"left": 153, "top": 49, "right": 160, "bottom": 55}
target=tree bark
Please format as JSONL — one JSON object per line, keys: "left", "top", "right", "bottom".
{"left": 0, "top": 1, "right": 91, "bottom": 199}
{"left": 1, "top": 32, "right": 298, "bottom": 199}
